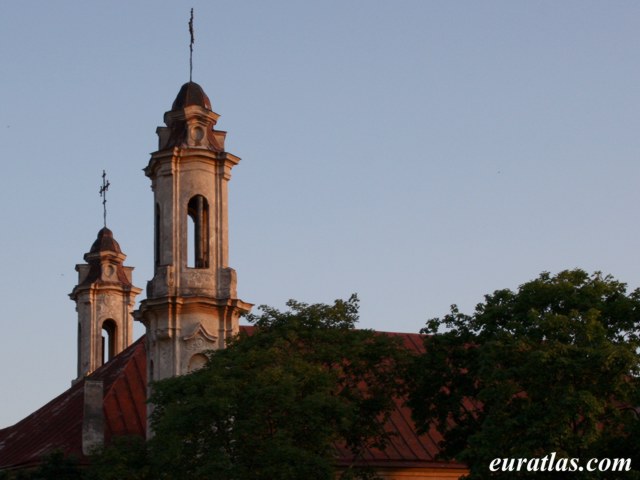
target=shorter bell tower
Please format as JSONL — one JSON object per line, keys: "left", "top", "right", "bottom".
{"left": 70, "top": 228, "right": 142, "bottom": 380}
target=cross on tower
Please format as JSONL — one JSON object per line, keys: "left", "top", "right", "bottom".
{"left": 99, "top": 170, "right": 110, "bottom": 228}
{"left": 189, "top": 8, "right": 194, "bottom": 82}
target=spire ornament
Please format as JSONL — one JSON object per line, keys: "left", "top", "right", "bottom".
{"left": 189, "top": 8, "right": 195, "bottom": 82}
{"left": 99, "top": 170, "right": 110, "bottom": 228}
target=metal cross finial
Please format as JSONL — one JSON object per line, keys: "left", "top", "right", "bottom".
{"left": 189, "top": 8, "right": 194, "bottom": 82}
{"left": 99, "top": 170, "right": 110, "bottom": 228}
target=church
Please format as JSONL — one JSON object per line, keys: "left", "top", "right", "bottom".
{"left": 0, "top": 80, "right": 467, "bottom": 479}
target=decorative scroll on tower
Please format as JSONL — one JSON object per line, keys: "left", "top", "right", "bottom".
{"left": 135, "top": 82, "right": 252, "bottom": 382}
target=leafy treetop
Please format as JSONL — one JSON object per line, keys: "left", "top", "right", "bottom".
{"left": 408, "top": 269, "right": 640, "bottom": 480}
{"left": 137, "top": 295, "right": 407, "bottom": 480}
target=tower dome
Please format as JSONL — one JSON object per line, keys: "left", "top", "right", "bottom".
{"left": 88, "top": 227, "right": 122, "bottom": 255}
{"left": 171, "top": 81, "right": 212, "bottom": 111}
{"left": 158, "top": 81, "right": 225, "bottom": 151}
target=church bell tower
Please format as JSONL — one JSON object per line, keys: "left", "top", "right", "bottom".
{"left": 135, "top": 82, "right": 252, "bottom": 382}
{"left": 70, "top": 228, "right": 142, "bottom": 380}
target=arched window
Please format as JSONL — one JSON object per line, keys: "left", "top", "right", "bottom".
{"left": 101, "top": 319, "right": 117, "bottom": 365}
{"left": 187, "top": 195, "right": 209, "bottom": 268}
{"left": 155, "top": 203, "right": 161, "bottom": 266}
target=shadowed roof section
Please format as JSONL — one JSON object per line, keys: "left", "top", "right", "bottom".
{"left": 334, "top": 331, "right": 466, "bottom": 471}
{"left": 0, "top": 377, "right": 84, "bottom": 470}
{"left": 0, "top": 331, "right": 465, "bottom": 472}
{"left": 0, "top": 338, "right": 146, "bottom": 470}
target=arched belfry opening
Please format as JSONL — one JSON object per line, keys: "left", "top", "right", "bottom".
{"left": 187, "top": 195, "right": 209, "bottom": 268}
{"left": 101, "top": 319, "right": 117, "bottom": 364}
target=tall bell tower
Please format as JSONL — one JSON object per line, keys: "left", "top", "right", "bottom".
{"left": 135, "top": 82, "right": 252, "bottom": 382}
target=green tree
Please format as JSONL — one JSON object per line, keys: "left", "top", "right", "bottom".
{"left": 31, "top": 451, "right": 83, "bottom": 480}
{"left": 408, "top": 270, "right": 640, "bottom": 479}
{"left": 144, "top": 295, "right": 407, "bottom": 480}
{"left": 0, "top": 451, "right": 85, "bottom": 480}
{"left": 85, "top": 436, "right": 150, "bottom": 480}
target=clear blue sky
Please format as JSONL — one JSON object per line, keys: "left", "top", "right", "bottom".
{"left": 0, "top": 1, "right": 639, "bottom": 427}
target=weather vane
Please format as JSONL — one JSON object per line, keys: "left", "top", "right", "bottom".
{"left": 189, "top": 8, "right": 194, "bottom": 82}
{"left": 99, "top": 170, "right": 110, "bottom": 228}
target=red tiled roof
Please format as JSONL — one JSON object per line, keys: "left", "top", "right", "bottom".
{"left": 0, "top": 330, "right": 464, "bottom": 472}
{"left": 102, "top": 338, "right": 146, "bottom": 442}
{"left": 0, "top": 338, "right": 146, "bottom": 470}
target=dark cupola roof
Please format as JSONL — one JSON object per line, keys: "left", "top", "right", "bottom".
{"left": 76, "top": 227, "right": 132, "bottom": 288}
{"left": 89, "top": 227, "right": 122, "bottom": 255}
{"left": 171, "top": 81, "right": 212, "bottom": 111}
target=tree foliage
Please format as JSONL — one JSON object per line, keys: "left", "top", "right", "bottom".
{"left": 0, "top": 451, "right": 83, "bottom": 480}
{"left": 133, "top": 295, "right": 407, "bottom": 480}
{"left": 85, "top": 436, "right": 149, "bottom": 480}
{"left": 408, "top": 269, "right": 640, "bottom": 479}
